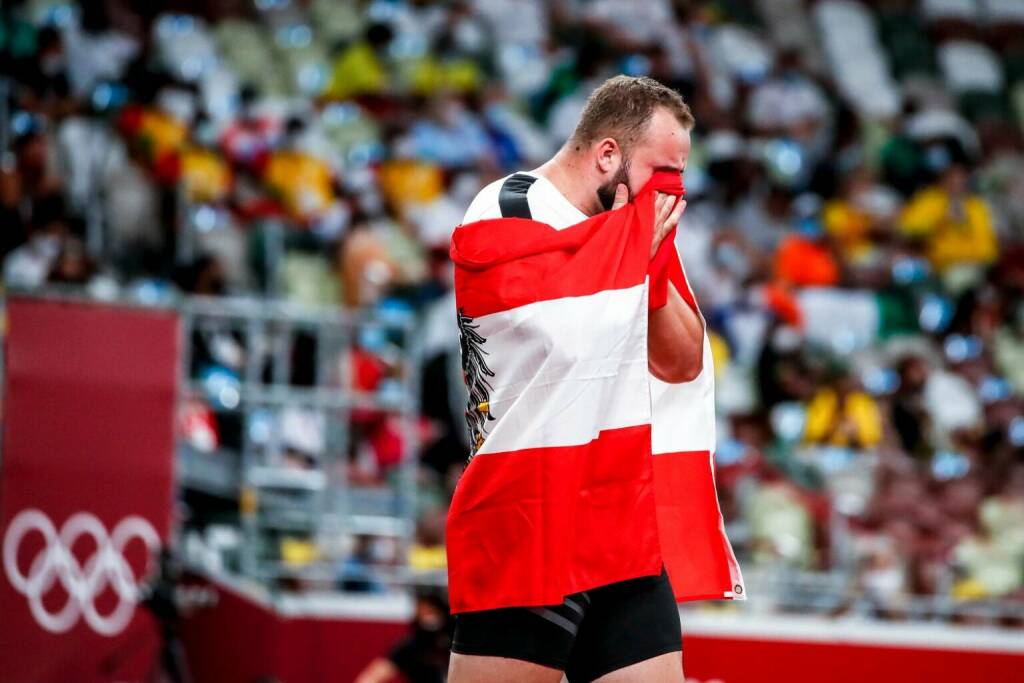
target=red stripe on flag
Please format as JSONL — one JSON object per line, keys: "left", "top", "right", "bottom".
{"left": 446, "top": 424, "right": 663, "bottom": 613}
{"left": 648, "top": 228, "right": 699, "bottom": 312}
{"left": 654, "top": 451, "right": 738, "bottom": 601}
{"left": 451, "top": 202, "right": 655, "bottom": 318}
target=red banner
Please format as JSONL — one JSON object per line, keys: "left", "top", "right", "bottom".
{"left": 179, "top": 576, "right": 409, "bottom": 683}
{"left": 178, "top": 573, "right": 1024, "bottom": 683}
{"left": 0, "top": 297, "right": 179, "bottom": 683}
{"left": 683, "top": 631, "right": 1023, "bottom": 682}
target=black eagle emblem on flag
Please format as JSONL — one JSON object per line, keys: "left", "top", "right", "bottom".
{"left": 456, "top": 307, "right": 496, "bottom": 459}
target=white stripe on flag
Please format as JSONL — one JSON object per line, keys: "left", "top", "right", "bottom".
{"left": 471, "top": 284, "right": 650, "bottom": 454}
{"left": 650, "top": 335, "right": 717, "bottom": 455}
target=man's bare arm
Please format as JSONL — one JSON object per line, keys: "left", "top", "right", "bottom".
{"left": 649, "top": 280, "right": 703, "bottom": 383}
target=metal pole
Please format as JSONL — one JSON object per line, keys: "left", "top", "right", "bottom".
{"left": 176, "top": 189, "right": 194, "bottom": 266}
{"left": 263, "top": 220, "right": 286, "bottom": 299}
{"left": 397, "top": 317, "right": 422, "bottom": 574}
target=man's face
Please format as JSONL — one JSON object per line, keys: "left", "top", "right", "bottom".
{"left": 596, "top": 107, "right": 691, "bottom": 210}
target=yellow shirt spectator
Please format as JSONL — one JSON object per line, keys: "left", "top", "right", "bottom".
{"left": 180, "top": 147, "right": 232, "bottom": 203}
{"left": 264, "top": 150, "right": 335, "bottom": 220}
{"left": 326, "top": 42, "right": 387, "bottom": 99}
{"left": 138, "top": 108, "right": 188, "bottom": 161}
{"left": 377, "top": 159, "right": 444, "bottom": 206}
{"left": 899, "top": 185, "right": 998, "bottom": 272}
{"left": 708, "top": 331, "right": 730, "bottom": 378}
{"left": 805, "top": 388, "right": 882, "bottom": 449}
{"left": 409, "top": 543, "right": 447, "bottom": 571}
{"left": 823, "top": 199, "right": 874, "bottom": 261}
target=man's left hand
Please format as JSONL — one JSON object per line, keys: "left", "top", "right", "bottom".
{"left": 609, "top": 184, "right": 687, "bottom": 259}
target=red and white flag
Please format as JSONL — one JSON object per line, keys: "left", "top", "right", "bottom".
{"left": 447, "top": 170, "right": 744, "bottom": 613}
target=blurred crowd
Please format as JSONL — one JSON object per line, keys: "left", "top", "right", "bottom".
{"left": 2, "top": 0, "right": 1024, "bottom": 621}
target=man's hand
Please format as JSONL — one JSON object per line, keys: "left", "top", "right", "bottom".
{"left": 609, "top": 183, "right": 702, "bottom": 383}
{"left": 609, "top": 184, "right": 687, "bottom": 259}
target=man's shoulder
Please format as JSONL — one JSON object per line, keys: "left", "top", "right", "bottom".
{"left": 461, "top": 175, "right": 509, "bottom": 225}
{"left": 460, "top": 171, "right": 576, "bottom": 228}
{"left": 464, "top": 174, "right": 532, "bottom": 224}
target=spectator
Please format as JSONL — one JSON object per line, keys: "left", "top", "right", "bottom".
{"left": 1, "top": 126, "right": 62, "bottom": 259}
{"left": 48, "top": 236, "right": 97, "bottom": 286}
{"left": 3, "top": 193, "right": 67, "bottom": 288}
{"left": 177, "top": 254, "right": 227, "bottom": 296}
{"left": 339, "top": 535, "right": 388, "bottom": 594}
{"left": 804, "top": 373, "right": 883, "bottom": 450}
{"left": 899, "top": 162, "right": 998, "bottom": 274}
{"left": 891, "top": 356, "right": 933, "bottom": 459}
{"left": 354, "top": 591, "right": 452, "bottom": 683}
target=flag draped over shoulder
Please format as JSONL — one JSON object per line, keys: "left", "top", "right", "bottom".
{"left": 447, "top": 170, "right": 744, "bottom": 614}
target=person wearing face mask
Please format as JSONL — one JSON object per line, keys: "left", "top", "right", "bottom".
{"left": 1, "top": 124, "right": 64, "bottom": 254}
{"left": 355, "top": 592, "right": 453, "bottom": 683}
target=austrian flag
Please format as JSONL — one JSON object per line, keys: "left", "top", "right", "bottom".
{"left": 447, "top": 170, "right": 744, "bottom": 614}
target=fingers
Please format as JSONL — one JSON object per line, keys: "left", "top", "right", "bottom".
{"left": 668, "top": 199, "right": 686, "bottom": 228}
{"left": 655, "top": 192, "right": 680, "bottom": 227}
{"left": 610, "top": 183, "right": 629, "bottom": 211}
{"left": 654, "top": 192, "right": 669, "bottom": 225}
{"left": 658, "top": 199, "right": 685, "bottom": 243}
{"left": 650, "top": 196, "right": 687, "bottom": 259}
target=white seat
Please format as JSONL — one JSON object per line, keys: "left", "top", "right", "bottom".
{"left": 922, "top": 0, "right": 980, "bottom": 22}
{"left": 814, "top": 1, "right": 901, "bottom": 117}
{"left": 710, "top": 25, "right": 774, "bottom": 83}
{"left": 982, "top": 0, "right": 1024, "bottom": 23}
{"left": 938, "top": 40, "right": 1005, "bottom": 93}
{"left": 153, "top": 13, "right": 218, "bottom": 84}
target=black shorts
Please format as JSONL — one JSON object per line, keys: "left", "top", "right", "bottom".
{"left": 451, "top": 568, "right": 682, "bottom": 682}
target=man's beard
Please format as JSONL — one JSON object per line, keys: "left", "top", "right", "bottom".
{"left": 596, "top": 158, "right": 632, "bottom": 211}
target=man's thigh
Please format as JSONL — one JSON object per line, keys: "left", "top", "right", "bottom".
{"left": 450, "top": 597, "right": 585, "bottom": 676}
{"left": 592, "top": 651, "right": 684, "bottom": 683}
{"left": 448, "top": 653, "right": 566, "bottom": 683}
{"left": 449, "top": 569, "right": 681, "bottom": 683}
{"left": 449, "top": 649, "right": 684, "bottom": 683}
{"left": 564, "top": 568, "right": 682, "bottom": 682}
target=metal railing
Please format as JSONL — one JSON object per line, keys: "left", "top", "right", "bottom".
{"left": 732, "top": 566, "right": 1024, "bottom": 626}
{"left": 1, "top": 287, "right": 422, "bottom": 595}
{"left": 177, "top": 293, "right": 421, "bottom": 590}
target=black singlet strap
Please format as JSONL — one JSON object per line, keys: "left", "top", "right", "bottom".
{"left": 498, "top": 173, "right": 538, "bottom": 219}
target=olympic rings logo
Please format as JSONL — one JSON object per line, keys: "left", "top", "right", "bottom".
{"left": 2, "top": 509, "right": 160, "bottom": 636}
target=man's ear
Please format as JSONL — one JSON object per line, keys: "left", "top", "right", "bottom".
{"left": 595, "top": 137, "right": 620, "bottom": 174}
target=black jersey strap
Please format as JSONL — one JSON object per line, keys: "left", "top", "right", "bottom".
{"left": 498, "top": 173, "right": 538, "bottom": 219}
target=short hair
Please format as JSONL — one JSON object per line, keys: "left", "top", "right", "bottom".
{"left": 570, "top": 76, "right": 694, "bottom": 152}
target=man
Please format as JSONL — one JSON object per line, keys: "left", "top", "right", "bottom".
{"left": 464, "top": 76, "right": 702, "bottom": 386}
{"left": 447, "top": 76, "right": 741, "bottom": 683}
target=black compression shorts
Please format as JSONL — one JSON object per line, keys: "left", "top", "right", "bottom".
{"left": 451, "top": 567, "right": 682, "bottom": 682}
